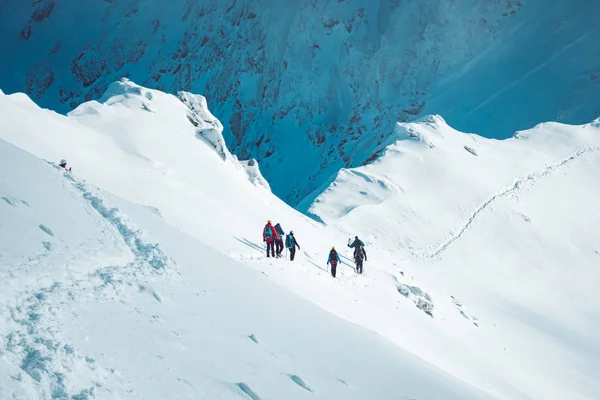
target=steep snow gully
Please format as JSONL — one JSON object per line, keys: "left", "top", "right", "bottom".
{"left": 425, "top": 145, "right": 600, "bottom": 259}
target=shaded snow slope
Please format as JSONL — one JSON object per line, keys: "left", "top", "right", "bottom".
{"left": 1, "top": 0, "right": 599, "bottom": 204}
{"left": 2, "top": 82, "right": 600, "bottom": 399}
{"left": 306, "top": 115, "right": 600, "bottom": 399}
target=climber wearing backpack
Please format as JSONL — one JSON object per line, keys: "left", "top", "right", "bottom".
{"left": 274, "top": 223, "right": 285, "bottom": 258}
{"left": 354, "top": 246, "right": 367, "bottom": 274}
{"left": 348, "top": 236, "right": 366, "bottom": 274}
{"left": 348, "top": 236, "right": 365, "bottom": 250}
{"left": 263, "top": 220, "right": 279, "bottom": 258}
{"left": 285, "top": 231, "right": 300, "bottom": 261}
{"left": 327, "top": 246, "right": 341, "bottom": 278}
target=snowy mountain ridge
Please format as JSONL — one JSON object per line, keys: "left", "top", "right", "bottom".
{"left": 304, "top": 112, "right": 600, "bottom": 400}
{"left": 1, "top": 81, "right": 600, "bottom": 399}
{"left": 1, "top": 0, "right": 599, "bottom": 204}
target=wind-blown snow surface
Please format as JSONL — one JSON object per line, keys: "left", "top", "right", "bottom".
{"left": 1, "top": 81, "right": 599, "bottom": 399}
{"left": 1, "top": 0, "right": 599, "bottom": 204}
{"left": 0, "top": 82, "right": 489, "bottom": 399}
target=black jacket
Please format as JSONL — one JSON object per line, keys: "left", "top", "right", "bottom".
{"left": 354, "top": 247, "right": 367, "bottom": 261}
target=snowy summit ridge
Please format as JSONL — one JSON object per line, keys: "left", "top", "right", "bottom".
{"left": 1, "top": 0, "right": 599, "bottom": 203}
{"left": 68, "top": 78, "right": 271, "bottom": 191}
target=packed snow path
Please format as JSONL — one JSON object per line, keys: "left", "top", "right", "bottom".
{"left": 1, "top": 157, "right": 176, "bottom": 398}
{"left": 63, "top": 168, "right": 176, "bottom": 276}
{"left": 425, "top": 145, "right": 600, "bottom": 258}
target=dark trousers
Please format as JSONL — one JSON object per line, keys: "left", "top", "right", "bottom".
{"left": 266, "top": 241, "right": 275, "bottom": 257}
{"left": 330, "top": 261, "right": 338, "bottom": 277}
{"left": 275, "top": 239, "right": 284, "bottom": 256}
{"left": 289, "top": 247, "right": 296, "bottom": 261}
{"left": 355, "top": 258, "right": 363, "bottom": 274}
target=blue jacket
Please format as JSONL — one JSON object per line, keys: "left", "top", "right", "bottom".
{"left": 327, "top": 251, "right": 341, "bottom": 264}
{"left": 348, "top": 238, "right": 364, "bottom": 248}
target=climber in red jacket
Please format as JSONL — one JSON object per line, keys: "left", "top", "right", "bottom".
{"left": 262, "top": 220, "right": 279, "bottom": 258}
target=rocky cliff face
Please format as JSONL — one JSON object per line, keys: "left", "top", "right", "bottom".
{"left": 1, "top": 0, "right": 599, "bottom": 204}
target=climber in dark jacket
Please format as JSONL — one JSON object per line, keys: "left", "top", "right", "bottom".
{"left": 285, "top": 231, "right": 300, "bottom": 261}
{"left": 348, "top": 236, "right": 365, "bottom": 249}
{"left": 274, "top": 223, "right": 285, "bottom": 257}
{"left": 354, "top": 246, "right": 367, "bottom": 274}
{"left": 348, "top": 236, "right": 366, "bottom": 274}
{"left": 327, "top": 247, "right": 341, "bottom": 278}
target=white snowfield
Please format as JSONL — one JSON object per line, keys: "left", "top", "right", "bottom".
{"left": 0, "top": 80, "right": 599, "bottom": 400}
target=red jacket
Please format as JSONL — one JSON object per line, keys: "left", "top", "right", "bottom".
{"left": 263, "top": 224, "right": 278, "bottom": 242}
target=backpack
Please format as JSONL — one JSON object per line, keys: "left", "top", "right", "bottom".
{"left": 329, "top": 249, "right": 338, "bottom": 262}
{"left": 285, "top": 235, "right": 294, "bottom": 248}
{"left": 354, "top": 247, "right": 365, "bottom": 261}
{"left": 263, "top": 225, "right": 273, "bottom": 239}
{"left": 275, "top": 223, "right": 284, "bottom": 236}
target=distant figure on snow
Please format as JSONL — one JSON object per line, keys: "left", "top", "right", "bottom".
{"left": 263, "top": 220, "right": 279, "bottom": 258}
{"left": 348, "top": 236, "right": 366, "bottom": 274}
{"left": 327, "top": 246, "right": 341, "bottom": 278}
{"left": 274, "top": 222, "right": 285, "bottom": 258}
{"left": 285, "top": 231, "right": 300, "bottom": 261}
{"left": 58, "top": 159, "right": 71, "bottom": 172}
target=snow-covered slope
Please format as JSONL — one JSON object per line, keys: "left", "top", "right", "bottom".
{"left": 305, "top": 115, "right": 600, "bottom": 399}
{"left": 0, "top": 140, "right": 487, "bottom": 399}
{"left": 0, "top": 78, "right": 279, "bottom": 252}
{"left": 2, "top": 81, "right": 600, "bottom": 399}
{"left": 0, "top": 84, "right": 489, "bottom": 399}
{"left": 1, "top": 0, "right": 599, "bottom": 204}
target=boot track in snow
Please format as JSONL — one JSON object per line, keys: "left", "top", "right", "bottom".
{"left": 424, "top": 146, "right": 600, "bottom": 259}
{"left": 2, "top": 166, "right": 177, "bottom": 398}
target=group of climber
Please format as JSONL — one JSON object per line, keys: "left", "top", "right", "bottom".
{"left": 326, "top": 236, "right": 367, "bottom": 278}
{"left": 263, "top": 220, "right": 367, "bottom": 278}
{"left": 262, "top": 220, "right": 300, "bottom": 261}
